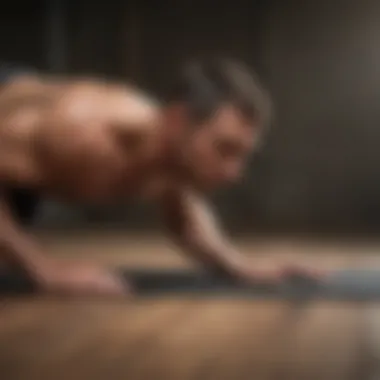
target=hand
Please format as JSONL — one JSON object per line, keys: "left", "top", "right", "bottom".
{"left": 278, "top": 263, "right": 325, "bottom": 282}
{"left": 34, "top": 260, "right": 131, "bottom": 297}
{"left": 230, "top": 261, "right": 324, "bottom": 285}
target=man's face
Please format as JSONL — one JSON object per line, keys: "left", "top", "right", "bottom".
{"left": 181, "top": 105, "right": 258, "bottom": 191}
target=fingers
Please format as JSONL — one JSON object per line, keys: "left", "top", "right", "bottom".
{"left": 106, "top": 276, "right": 134, "bottom": 296}
{"left": 238, "top": 267, "right": 282, "bottom": 285}
{"left": 37, "top": 262, "right": 134, "bottom": 298}
{"left": 90, "top": 272, "right": 134, "bottom": 298}
{"left": 280, "top": 265, "right": 327, "bottom": 281}
{"left": 239, "top": 264, "right": 325, "bottom": 286}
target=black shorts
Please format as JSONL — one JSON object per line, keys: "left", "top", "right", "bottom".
{"left": 0, "top": 62, "right": 41, "bottom": 226}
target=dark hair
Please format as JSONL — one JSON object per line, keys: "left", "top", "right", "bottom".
{"left": 166, "top": 57, "right": 272, "bottom": 129}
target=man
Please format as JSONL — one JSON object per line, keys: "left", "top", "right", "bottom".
{"left": 0, "top": 58, "right": 313, "bottom": 296}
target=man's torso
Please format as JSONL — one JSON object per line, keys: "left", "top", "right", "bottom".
{"left": 0, "top": 70, "right": 175, "bottom": 205}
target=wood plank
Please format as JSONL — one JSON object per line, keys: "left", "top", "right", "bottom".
{"left": 0, "top": 235, "right": 379, "bottom": 380}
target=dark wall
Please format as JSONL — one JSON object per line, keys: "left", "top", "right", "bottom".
{"left": 2, "top": 0, "right": 380, "bottom": 233}
{"left": 38, "top": 0, "right": 268, "bottom": 231}
{"left": 135, "top": 0, "right": 380, "bottom": 233}
{"left": 255, "top": 0, "right": 380, "bottom": 231}
{"left": 0, "top": 2, "right": 47, "bottom": 68}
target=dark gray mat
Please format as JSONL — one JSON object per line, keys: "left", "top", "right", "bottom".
{"left": 1, "top": 268, "right": 380, "bottom": 301}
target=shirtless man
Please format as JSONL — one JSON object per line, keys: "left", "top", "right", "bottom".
{"left": 0, "top": 58, "right": 312, "bottom": 296}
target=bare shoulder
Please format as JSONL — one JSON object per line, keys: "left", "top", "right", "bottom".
{"left": 52, "top": 79, "right": 160, "bottom": 127}
{"left": 109, "top": 83, "right": 161, "bottom": 127}
{"left": 0, "top": 74, "right": 160, "bottom": 132}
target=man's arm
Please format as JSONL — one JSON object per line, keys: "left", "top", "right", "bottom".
{"left": 0, "top": 194, "right": 50, "bottom": 279}
{"left": 0, "top": 196, "right": 128, "bottom": 295}
{"left": 160, "top": 187, "right": 321, "bottom": 283}
{"left": 160, "top": 187, "right": 250, "bottom": 279}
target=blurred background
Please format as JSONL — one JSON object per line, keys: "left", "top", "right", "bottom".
{"left": 3, "top": 0, "right": 380, "bottom": 237}
{"left": 3, "top": 3, "right": 380, "bottom": 379}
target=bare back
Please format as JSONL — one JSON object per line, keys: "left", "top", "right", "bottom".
{"left": 0, "top": 75, "right": 165, "bottom": 201}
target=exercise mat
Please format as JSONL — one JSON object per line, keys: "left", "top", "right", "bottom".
{"left": 1, "top": 268, "right": 380, "bottom": 301}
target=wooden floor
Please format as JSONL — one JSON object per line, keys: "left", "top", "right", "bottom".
{"left": 1, "top": 233, "right": 380, "bottom": 380}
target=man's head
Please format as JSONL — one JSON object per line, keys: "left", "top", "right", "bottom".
{"left": 163, "top": 57, "right": 272, "bottom": 191}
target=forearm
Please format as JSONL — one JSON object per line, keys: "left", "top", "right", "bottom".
{"left": 0, "top": 199, "right": 48, "bottom": 277}
{"left": 162, "top": 189, "right": 246, "bottom": 277}
{"left": 0, "top": 229, "right": 47, "bottom": 276}
{"left": 174, "top": 231, "right": 244, "bottom": 276}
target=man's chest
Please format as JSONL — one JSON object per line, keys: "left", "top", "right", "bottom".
{"left": 45, "top": 141, "right": 174, "bottom": 202}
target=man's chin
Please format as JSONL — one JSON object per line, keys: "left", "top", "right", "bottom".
{"left": 187, "top": 171, "right": 224, "bottom": 192}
